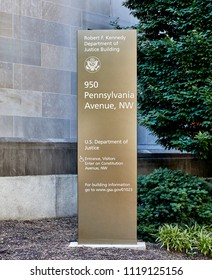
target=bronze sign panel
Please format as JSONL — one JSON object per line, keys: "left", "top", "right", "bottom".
{"left": 78, "top": 30, "right": 137, "bottom": 244}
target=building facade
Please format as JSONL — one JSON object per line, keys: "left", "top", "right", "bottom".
{"left": 1, "top": 0, "right": 208, "bottom": 220}
{"left": 0, "top": 0, "right": 145, "bottom": 219}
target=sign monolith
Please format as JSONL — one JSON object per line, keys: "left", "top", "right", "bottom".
{"left": 78, "top": 30, "right": 137, "bottom": 244}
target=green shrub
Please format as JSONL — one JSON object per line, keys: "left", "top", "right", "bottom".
{"left": 193, "top": 225, "right": 212, "bottom": 256}
{"left": 137, "top": 168, "right": 212, "bottom": 241}
{"left": 157, "top": 224, "right": 212, "bottom": 257}
{"left": 156, "top": 224, "right": 192, "bottom": 253}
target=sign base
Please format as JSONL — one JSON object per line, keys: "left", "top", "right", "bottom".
{"left": 69, "top": 242, "right": 146, "bottom": 250}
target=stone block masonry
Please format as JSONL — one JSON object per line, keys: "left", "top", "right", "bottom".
{"left": 0, "top": 0, "right": 145, "bottom": 220}
{"left": 0, "top": 0, "right": 137, "bottom": 142}
{"left": 0, "top": 175, "right": 77, "bottom": 220}
{"left": 0, "top": 142, "right": 77, "bottom": 176}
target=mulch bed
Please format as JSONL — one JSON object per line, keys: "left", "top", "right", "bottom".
{"left": 0, "top": 217, "right": 210, "bottom": 260}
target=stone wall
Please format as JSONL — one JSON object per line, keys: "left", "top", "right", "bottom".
{"left": 0, "top": 0, "right": 143, "bottom": 177}
{"left": 0, "top": 0, "right": 139, "bottom": 220}
{"left": 0, "top": 175, "right": 77, "bottom": 220}
{"left": 138, "top": 153, "right": 212, "bottom": 178}
{"left": 0, "top": 141, "right": 77, "bottom": 176}
{"left": 0, "top": 0, "right": 137, "bottom": 142}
